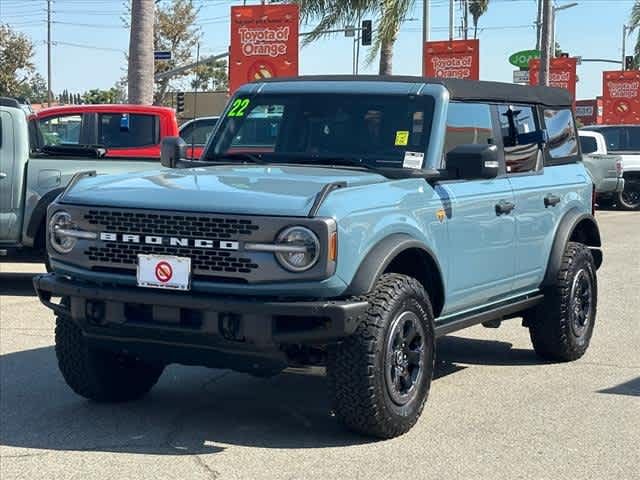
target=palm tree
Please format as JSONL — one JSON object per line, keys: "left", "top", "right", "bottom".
{"left": 629, "top": 1, "right": 640, "bottom": 68}
{"left": 128, "top": 0, "right": 155, "bottom": 104}
{"left": 296, "top": 0, "right": 415, "bottom": 75}
{"left": 468, "top": 0, "right": 489, "bottom": 40}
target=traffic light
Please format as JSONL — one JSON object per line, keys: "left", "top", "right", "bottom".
{"left": 559, "top": 52, "right": 569, "bottom": 58}
{"left": 361, "top": 20, "right": 372, "bottom": 46}
{"left": 625, "top": 55, "right": 634, "bottom": 71}
{"left": 176, "top": 91, "right": 185, "bottom": 113}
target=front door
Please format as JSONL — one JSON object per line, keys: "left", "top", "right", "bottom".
{"left": 439, "top": 102, "right": 516, "bottom": 314}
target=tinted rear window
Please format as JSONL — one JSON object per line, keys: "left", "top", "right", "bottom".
{"left": 98, "top": 113, "right": 158, "bottom": 148}
{"left": 589, "top": 126, "right": 640, "bottom": 152}
{"left": 580, "top": 135, "right": 598, "bottom": 154}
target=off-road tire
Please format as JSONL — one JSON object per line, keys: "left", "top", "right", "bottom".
{"left": 528, "top": 242, "right": 597, "bottom": 362}
{"left": 327, "top": 273, "right": 435, "bottom": 439}
{"left": 55, "top": 314, "right": 164, "bottom": 402}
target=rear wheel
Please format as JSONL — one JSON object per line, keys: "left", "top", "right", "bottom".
{"left": 617, "top": 177, "right": 640, "bottom": 210}
{"left": 327, "top": 274, "right": 435, "bottom": 439}
{"left": 55, "top": 314, "right": 164, "bottom": 402}
{"left": 527, "top": 242, "right": 597, "bottom": 361}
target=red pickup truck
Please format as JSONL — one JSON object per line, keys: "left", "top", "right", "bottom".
{"left": 36, "top": 104, "right": 179, "bottom": 158}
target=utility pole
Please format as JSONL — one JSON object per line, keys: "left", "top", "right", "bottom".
{"left": 422, "top": 0, "right": 430, "bottom": 75}
{"left": 622, "top": 24, "right": 628, "bottom": 71}
{"left": 539, "top": 0, "right": 552, "bottom": 86}
{"left": 449, "top": 0, "right": 454, "bottom": 41}
{"left": 47, "top": 0, "right": 52, "bottom": 106}
{"left": 536, "top": 0, "right": 543, "bottom": 51}
{"left": 463, "top": 0, "right": 469, "bottom": 40}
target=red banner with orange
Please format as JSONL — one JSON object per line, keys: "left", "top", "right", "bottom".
{"left": 229, "top": 4, "right": 299, "bottom": 93}
{"left": 602, "top": 71, "right": 640, "bottom": 124}
{"left": 528, "top": 57, "right": 577, "bottom": 103}
{"left": 423, "top": 39, "right": 479, "bottom": 80}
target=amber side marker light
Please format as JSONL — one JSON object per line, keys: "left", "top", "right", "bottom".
{"left": 329, "top": 232, "right": 337, "bottom": 262}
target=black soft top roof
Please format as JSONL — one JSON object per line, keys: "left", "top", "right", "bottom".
{"left": 257, "top": 75, "right": 573, "bottom": 108}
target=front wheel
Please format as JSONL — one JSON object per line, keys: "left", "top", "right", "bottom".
{"left": 527, "top": 242, "right": 597, "bottom": 362}
{"left": 327, "top": 274, "right": 435, "bottom": 439}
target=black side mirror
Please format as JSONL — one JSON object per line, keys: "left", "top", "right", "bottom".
{"left": 446, "top": 144, "right": 499, "bottom": 180}
{"left": 160, "top": 136, "right": 187, "bottom": 168}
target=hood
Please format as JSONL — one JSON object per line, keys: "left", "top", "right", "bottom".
{"left": 62, "top": 165, "right": 388, "bottom": 216}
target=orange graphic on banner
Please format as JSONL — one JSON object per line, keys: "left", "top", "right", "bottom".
{"left": 528, "top": 57, "right": 577, "bottom": 103}
{"left": 229, "top": 4, "right": 299, "bottom": 93}
{"left": 602, "top": 70, "right": 640, "bottom": 124}
{"left": 423, "top": 40, "right": 479, "bottom": 80}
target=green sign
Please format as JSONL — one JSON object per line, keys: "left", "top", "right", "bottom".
{"left": 509, "top": 49, "right": 540, "bottom": 68}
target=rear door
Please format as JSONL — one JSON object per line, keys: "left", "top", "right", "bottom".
{"left": 0, "top": 110, "right": 17, "bottom": 241}
{"left": 439, "top": 102, "right": 517, "bottom": 313}
{"left": 96, "top": 112, "right": 161, "bottom": 158}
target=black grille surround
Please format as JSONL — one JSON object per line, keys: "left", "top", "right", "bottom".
{"left": 50, "top": 204, "right": 337, "bottom": 284}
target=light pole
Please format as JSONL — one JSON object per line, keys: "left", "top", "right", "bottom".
{"left": 551, "top": 2, "right": 578, "bottom": 57}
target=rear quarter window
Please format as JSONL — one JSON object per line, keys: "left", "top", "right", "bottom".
{"left": 579, "top": 135, "right": 598, "bottom": 154}
{"left": 543, "top": 108, "right": 578, "bottom": 163}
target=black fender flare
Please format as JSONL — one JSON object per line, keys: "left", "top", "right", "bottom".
{"left": 343, "top": 233, "right": 445, "bottom": 298}
{"left": 542, "top": 208, "right": 602, "bottom": 287}
{"left": 24, "top": 188, "right": 65, "bottom": 247}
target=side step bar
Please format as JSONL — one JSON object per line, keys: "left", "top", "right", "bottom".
{"left": 434, "top": 294, "right": 544, "bottom": 338}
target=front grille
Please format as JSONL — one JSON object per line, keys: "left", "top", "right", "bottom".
{"left": 84, "top": 210, "right": 259, "bottom": 239}
{"left": 85, "top": 244, "right": 258, "bottom": 274}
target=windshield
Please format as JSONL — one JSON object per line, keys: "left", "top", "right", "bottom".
{"left": 588, "top": 126, "right": 640, "bottom": 153}
{"left": 206, "top": 94, "right": 434, "bottom": 168}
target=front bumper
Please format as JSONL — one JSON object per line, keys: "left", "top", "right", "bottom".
{"left": 33, "top": 274, "right": 368, "bottom": 371}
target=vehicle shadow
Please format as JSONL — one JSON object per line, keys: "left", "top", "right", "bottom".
{"left": 0, "top": 336, "right": 539, "bottom": 455}
{"left": 598, "top": 376, "right": 640, "bottom": 397}
{"left": 0, "top": 273, "right": 37, "bottom": 297}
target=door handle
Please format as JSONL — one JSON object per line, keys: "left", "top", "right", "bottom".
{"left": 544, "top": 194, "right": 561, "bottom": 208}
{"left": 0, "top": 172, "right": 7, "bottom": 180}
{"left": 495, "top": 200, "right": 516, "bottom": 215}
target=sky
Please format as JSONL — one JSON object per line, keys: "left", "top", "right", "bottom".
{"left": 0, "top": 0, "right": 637, "bottom": 100}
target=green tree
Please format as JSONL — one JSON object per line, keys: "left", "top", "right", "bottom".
{"left": 191, "top": 60, "right": 228, "bottom": 91}
{"left": 0, "top": 24, "right": 47, "bottom": 100}
{"left": 82, "top": 88, "right": 121, "bottom": 104}
{"left": 468, "top": 0, "right": 489, "bottom": 39}
{"left": 297, "top": 0, "right": 416, "bottom": 75}
{"left": 629, "top": 2, "right": 640, "bottom": 68}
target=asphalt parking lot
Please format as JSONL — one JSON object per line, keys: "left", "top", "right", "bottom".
{"left": 1, "top": 209, "right": 638, "bottom": 480}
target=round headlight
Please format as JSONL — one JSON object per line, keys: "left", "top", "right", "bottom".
{"left": 275, "top": 226, "right": 321, "bottom": 272}
{"left": 49, "top": 210, "right": 76, "bottom": 254}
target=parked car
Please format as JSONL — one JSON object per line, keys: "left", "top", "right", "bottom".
{"left": 34, "top": 77, "right": 602, "bottom": 439}
{"left": 0, "top": 98, "right": 162, "bottom": 266}
{"left": 179, "top": 116, "right": 219, "bottom": 159}
{"left": 37, "top": 104, "right": 179, "bottom": 159}
{"left": 578, "top": 130, "right": 624, "bottom": 201}
{"left": 580, "top": 125, "right": 640, "bottom": 210}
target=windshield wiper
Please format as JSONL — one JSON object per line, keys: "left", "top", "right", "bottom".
{"left": 210, "top": 152, "right": 267, "bottom": 164}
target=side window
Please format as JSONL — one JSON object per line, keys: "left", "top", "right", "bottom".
{"left": 443, "top": 102, "right": 494, "bottom": 165}
{"left": 181, "top": 119, "right": 218, "bottom": 146}
{"left": 579, "top": 135, "right": 598, "bottom": 155}
{"left": 39, "top": 114, "right": 82, "bottom": 145}
{"left": 544, "top": 108, "right": 578, "bottom": 160}
{"left": 497, "top": 105, "right": 540, "bottom": 174}
{"left": 98, "top": 113, "right": 157, "bottom": 148}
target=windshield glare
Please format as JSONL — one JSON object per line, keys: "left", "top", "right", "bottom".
{"left": 207, "top": 94, "right": 434, "bottom": 168}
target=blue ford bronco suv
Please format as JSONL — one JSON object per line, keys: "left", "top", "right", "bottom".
{"left": 34, "top": 76, "right": 602, "bottom": 439}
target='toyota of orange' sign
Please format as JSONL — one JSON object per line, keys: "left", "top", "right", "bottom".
{"left": 528, "top": 57, "right": 577, "bottom": 104}
{"left": 602, "top": 70, "right": 640, "bottom": 124}
{"left": 423, "top": 40, "right": 479, "bottom": 80}
{"left": 229, "top": 4, "right": 299, "bottom": 93}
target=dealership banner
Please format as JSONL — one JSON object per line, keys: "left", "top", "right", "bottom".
{"left": 602, "top": 71, "right": 640, "bottom": 124}
{"left": 229, "top": 4, "right": 299, "bottom": 93}
{"left": 575, "top": 99, "right": 602, "bottom": 126}
{"left": 528, "top": 57, "right": 577, "bottom": 102}
{"left": 423, "top": 39, "right": 479, "bottom": 80}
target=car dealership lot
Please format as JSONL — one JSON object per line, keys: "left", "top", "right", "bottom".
{"left": 1, "top": 209, "right": 638, "bottom": 480}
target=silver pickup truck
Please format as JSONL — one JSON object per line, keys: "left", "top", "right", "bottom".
{"left": 0, "top": 98, "right": 158, "bottom": 265}
{"left": 578, "top": 130, "right": 624, "bottom": 205}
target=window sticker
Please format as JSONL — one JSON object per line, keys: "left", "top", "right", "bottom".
{"left": 403, "top": 151, "right": 424, "bottom": 169}
{"left": 227, "top": 98, "right": 250, "bottom": 117}
{"left": 395, "top": 130, "right": 409, "bottom": 146}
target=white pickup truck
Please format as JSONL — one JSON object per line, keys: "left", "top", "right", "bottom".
{"left": 580, "top": 126, "right": 640, "bottom": 210}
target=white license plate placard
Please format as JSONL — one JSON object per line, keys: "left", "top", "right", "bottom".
{"left": 137, "top": 254, "right": 191, "bottom": 291}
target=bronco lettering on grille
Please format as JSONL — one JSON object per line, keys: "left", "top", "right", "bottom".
{"left": 99, "top": 232, "right": 239, "bottom": 251}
